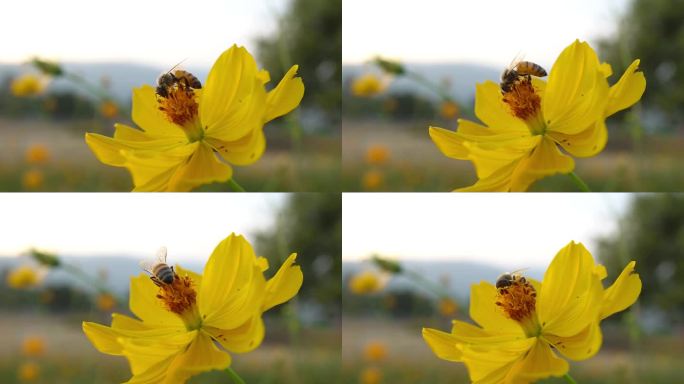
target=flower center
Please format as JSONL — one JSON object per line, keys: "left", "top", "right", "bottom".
{"left": 156, "top": 273, "right": 202, "bottom": 330}
{"left": 502, "top": 76, "right": 546, "bottom": 135}
{"left": 495, "top": 275, "right": 540, "bottom": 337}
{"left": 156, "top": 77, "right": 204, "bottom": 142}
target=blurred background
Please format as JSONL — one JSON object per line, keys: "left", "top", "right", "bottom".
{"left": 342, "top": 0, "right": 684, "bottom": 191}
{"left": 342, "top": 193, "right": 684, "bottom": 383}
{"left": 0, "top": 193, "right": 341, "bottom": 383}
{"left": 0, "top": 0, "right": 341, "bottom": 191}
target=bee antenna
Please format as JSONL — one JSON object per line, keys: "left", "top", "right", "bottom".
{"left": 166, "top": 59, "right": 188, "bottom": 74}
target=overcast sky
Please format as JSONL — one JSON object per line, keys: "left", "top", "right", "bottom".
{"left": 343, "top": 0, "right": 631, "bottom": 68}
{"left": 1, "top": 0, "right": 288, "bottom": 67}
{"left": 343, "top": 193, "right": 633, "bottom": 268}
{"left": 0, "top": 194, "right": 286, "bottom": 261}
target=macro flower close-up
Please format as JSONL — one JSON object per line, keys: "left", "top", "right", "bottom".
{"left": 82, "top": 233, "right": 303, "bottom": 383}
{"left": 429, "top": 40, "right": 646, "bottom": 191}
{"left": 85, "top": 45, "right": 304, "bottom": 192}
{"left": 422, "top": 241, "right": 642, "bottom": 383}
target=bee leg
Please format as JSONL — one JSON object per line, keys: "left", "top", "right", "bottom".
{"left": 151, "top": 276, "right": 163, "bottom": 287}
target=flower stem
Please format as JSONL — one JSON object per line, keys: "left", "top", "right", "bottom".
{"left": 563, "top": 373, "right": 578, "bottom": 384}
{"left": 225, "top": 367, "right": 246, "bottom": 384}
{"left": 227, "top": 178, "right": 246, "bottom": 192}
{"left": 406, "top": 71, "right": 454, "bottom": 102}
{"left": 567, "top": 172, "right": 591, "bottom": 192}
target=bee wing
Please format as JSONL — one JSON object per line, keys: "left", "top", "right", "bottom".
{"left": 155, "top": 246, "right": 168, "bottom": 264}
{"left": 508, "top": 52, "right": 526, "bottom": 70}
{"left": 139, "top": 259, "right": 156, "bottom": 275}
{"left": 510, "top": 268, "right": 529, "bottom": 276}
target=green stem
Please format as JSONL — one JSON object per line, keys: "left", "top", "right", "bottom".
{"left": 62, "top": 263, "right": 126, "bottom": 303}
{"left": 227, "top": 178, "right": 246, "bottom": 192}
{"left": 225, "top": 367, "right": 246, "bottom": 384}
{"left": 567, "top": 172, "right": 591, "bottom": 192}
{"left": 406, "top": 71, "right": 453, "bottom": 102}
{"left": 405, "top": 270, "right": 452, "bottom": 299}
{"left": 563, "top": 373, "right": 578, "bottom": 384}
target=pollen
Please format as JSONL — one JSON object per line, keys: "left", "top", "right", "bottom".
{"left": 495, "top": 277, "right": 537, "bottom": 322}
{"left": 158, "top": 87, "right": 199, "bottom": 126}
{"left": 156, "top": 274, "right": 197, "bottom": 317}
{"left": 502, "top": 76, "right": 542, "bottom": 122}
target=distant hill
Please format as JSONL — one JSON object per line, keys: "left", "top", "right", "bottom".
{"left": 343, "top": 260, "right": 545, "bottom": 300}
{"left": 343, "top": 63, "right": 501, "bottom": 103}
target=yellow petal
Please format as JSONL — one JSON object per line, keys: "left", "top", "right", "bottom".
{"left": 174, "top": 264, "right": 202, "bottom": 289}
{"left": 506, "top": 339, "right": 569, "bottom": 382}
{"left": 121, "top": 331, "right": 198, "bottom": 382}
{"left": 473, "top": 81, "right": 528, "bottom": 134}
{"left": 199, "top": 234, "right": 266, "bottom": 329}
{"left": 256, "top": 256, "right": 269, "bottom": 272}
{"left": 543, "top": 40, "right": 609, "bottom": 135}
{"left": 206, "top": 128, "right": 266, "bottom": 166}
{"left": 548, "top": 119, "right": 608, "bottom": 158}
{"left": 204, "top": 316, "right": 265, "bottom": 353}
{"left": 600, "top": 261, "right": 641, "bottom": 319}
{"left": 166, "top": 142, "right": 232, "bottom": 192}
{"left": 605, "top": 60, "right": 646, "bottom": 117}
{"left": 131, "top": 85, "right": 186, "bottom": 139}
{"left": 455, "top": 161, "right": 519, "bottom": 192}
{"left": 537, "top": 242, "right": 603, "bottom": 337}
{"left": 544, "top": 321, "right": 602, "bottom": 361}
{"left": 164, "top": 332, "right": 231, "bottom": 383}
{"left": 422, "top": 327, "right": 464, "bottom": 361}
{"left": 461, "top": 337, "right": 536, "bottom": 383}
{"left": 129, "top": 273, "right": 183, "bottom": 327}
{"left": 265, "top": 65, "right": 305, "bottom": 122}
{"left": 263, "top": 253, "right": 303, "bottom": 311}
{"left": 509, "top": 136, "right": 574, "bottom": 191}
{"left": 82, "top": 321, "right": 125, "bottom": 355}
{"left": 469, "top": 281, "right": 525, "bottom": 335}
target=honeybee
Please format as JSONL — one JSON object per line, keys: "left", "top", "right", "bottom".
{"left": 155, "top": 63, "right": 202, "bottom": 98}
{"left": 500, "top": 59, "right": 547, "bottom": 93}
{"left": 495, "top": 269, "right": 528, "bottom": 290}
{"left": 140, "top": 246, "right": 175, "bottom": 286}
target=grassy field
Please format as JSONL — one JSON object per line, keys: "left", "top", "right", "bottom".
{"left": 343, "top": 119, "right": 684, "bottom": 192}
{"left": 342, "top": 317, "right": 684, "bottom": 384}
{"left": 0, "top": 118, "right": 340, "bottom": 192}
{"left": 0, "top": 312, "right": 340, "bottom": 384}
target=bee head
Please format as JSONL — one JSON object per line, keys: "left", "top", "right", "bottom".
{"left": 495, "top": 273, "right": 514, "bottom": 289}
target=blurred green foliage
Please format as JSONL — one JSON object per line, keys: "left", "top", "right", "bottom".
{"left": 599, "top": 0, "right": 684, "bottom": 128}
{"left": 257, "top": 0, "right": 341, "bottom": 128}
{"left": 255, "top": 193, "right": 341, "bottom": 322}
{"left": 597, "top": 194, "right": 684, "bottom": 322}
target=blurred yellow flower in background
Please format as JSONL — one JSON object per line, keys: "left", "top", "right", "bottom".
{"left": 22, "top": 170, "right": 44, "bottom": 190}
{"left": 423, "top": 241, "right": 641, "bottom": 383}
{"left": 439, "top": 100, "right": 460, "bottom": 120}
{"left": 438, "top": 297, "right": 458, "bottom": 317}
{"left": 429, "top": 40, "right": 646, "bottom": 191}
{"left": 83, "top": 233, "right": 302, "bottom": 383}
{"left": 352, "top": 74, "right": 387, "bottom": 97}
{"left": 362, "top": 170, "right": 384, "bottom": 191}
{"left": 86, "top": 45, "right": 304, "bottom": 191}
{"left": 365, "top": 145, "right": 390, "bottom": 165}
{"left": 17, "top": 362, "right": 40, "bottom": 382}
{"left": 25, "top": 145, "right": 50, "bottom": 165}
{"left": 21, "top": 337, "right": 46, "bottom": 358}
{"left": 99, "top": 100, "right": 119, "bottom": 118}
{"left": 360, "top": 366, "right": 383, "bottom": 384}
{"left": 96, "top": 293, "right": 117, "bottom": 312}
{"left": 363, "top": 341, "right": 388, "bottom": 363}
{"left": 349, "top": 270, "right": 386, "bottom": 294}
{"left": 6, "top": 265, "right": 45, "bottom": 289}
{"left": 11, "top": 74, "right": 49, "bottom": 97}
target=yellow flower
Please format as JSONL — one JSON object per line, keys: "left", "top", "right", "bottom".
{"left": 83, "top": 234, "right": 302, "bottom": 383}
{"left": 22, "top": 336, "right": 46, "bottom": 357}
{"left": 360, "top": 367, "right": 383, "bottom": 384}
{"left": 96, "top": 293, "right": 117, "bottom": 312}
{"left": 352, "top": 74, "right": 387, "bottom": 97}
{"left": 362, "top": 170, "right": 384, "bottom": 191}
{"left": 17, "top": 362, "right": 40, "bottom": 382}
{"left": 366, "top": 145, "right": 390, "bottom": 165}
{"left": 6, "top": 265, "right": 45, "bottom": 289}
{"left": 25, "top": 145, "right": 50, "bottom": 165}
{"left": 363, "top": 341, "right": 388, "bottom": 362}
{"left": 100, "top": 100, "right": 119, "bottom": 118}
{"left": 438, "top": 297, "right": 458, "bottom": 317}
{"left": 439, "top": 100, "right": 460, "bottom": 120}
{"left": 349, "top": 270, "right": 386, "bottom": 294}
{"left": 22, "top": 170, "right": 44, "bottom": 190}
{"left": 11, "top": 74, "right": 49, "bottom": 97}
{"left": 429, "top": 40, "right": 646, "bottom": 191}
{"left": 423, "top": 241, "right": 641, "bottom": 383}
{"left": 85, "top": 45, "right": 304, "bottom": 192}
